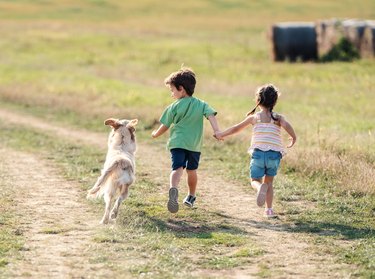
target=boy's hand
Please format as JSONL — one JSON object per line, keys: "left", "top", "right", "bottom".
{"left": 151, "top": 130, "right": 158, "bottom": 138}
{"left": 151, "top": 124, "right": 168, "bottom": 139}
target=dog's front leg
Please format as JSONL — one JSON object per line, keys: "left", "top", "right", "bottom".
{"left": 110, "top": 184, "right": 129, "bottom": 220}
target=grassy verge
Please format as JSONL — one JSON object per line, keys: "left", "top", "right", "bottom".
{"left": 0, "top": 181, "right": 24, "bottom": 269}
{"left": 0, "top": 121, "right": 264, "bottom": 278}
{"left": 277, "top": 175, "right": 374, "bottom": 278}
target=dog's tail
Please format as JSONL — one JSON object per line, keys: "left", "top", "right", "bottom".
{"left": 87, "top": 159, "right": 134, "bottom": 199}
{"left": 86, "top": 161, "right": 121, "bottom": 199}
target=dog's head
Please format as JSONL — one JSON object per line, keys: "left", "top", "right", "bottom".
{"left": 104, "top": 118, "right": 138, "bottom": 152}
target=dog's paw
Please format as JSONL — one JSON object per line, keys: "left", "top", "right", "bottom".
{"left": 86, "top": 191, "right": 98, "bottom": 200}
{"left": 110, "top": 211, "right": 118, "bottom": 220}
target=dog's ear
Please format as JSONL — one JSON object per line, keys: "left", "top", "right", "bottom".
{"left": 126, "top": 119, "right": 138, "bottom": 127}
{"left": 126, "top": 119, "right": 138, "bottom": 141}
{"left": 126, "top": 119, "right": 138, "bottom": 131}
{"left": 104, "top": 118, "right": 121, "bottom": 129}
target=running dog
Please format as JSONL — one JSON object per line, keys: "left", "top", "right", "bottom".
{"left": 87, "top": 118, "right": 138, "bottom": 224}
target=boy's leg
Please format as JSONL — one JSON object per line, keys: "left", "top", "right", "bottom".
{"left": 167, "top": 167, "right": 184, "bottom": 213}
{"left": 186, "top": 169, "right": 197, "bottom": 196}
{"left": 184, "top": 151, "right": 200, "bottom": 207}
{"left": 167, "top": 168, "right": 182, "bottom": 213}
{"left": 170, "top": 167, "right": 184, "bottom": 188}
{"left": 183, "top": 169, "right": 197, "bottom": 207}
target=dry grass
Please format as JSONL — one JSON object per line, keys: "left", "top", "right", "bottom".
{"left": 287, "top": 146, "right": 375, "bottom": 195}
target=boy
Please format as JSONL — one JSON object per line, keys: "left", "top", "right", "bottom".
{"left": 152, "top": 67, "right": 220, "bottom": 213}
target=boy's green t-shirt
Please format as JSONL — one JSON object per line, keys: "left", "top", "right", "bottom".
{"left": 160, "top": 97, "right": 217, "bottom": 152}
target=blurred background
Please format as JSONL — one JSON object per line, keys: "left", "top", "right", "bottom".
{"left": 0, "top": 0, "right": 374, "bottom": 193}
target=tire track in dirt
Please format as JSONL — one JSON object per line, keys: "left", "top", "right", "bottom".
{"left": 0, "top": 147, "right": 116, "bottom": 278}
{"left": 0, "top": 108, "right": 351, "bottom": 278}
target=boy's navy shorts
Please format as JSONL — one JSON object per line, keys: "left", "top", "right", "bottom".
{"left": 170, "top": 148, "right": 201, "bottom": 170}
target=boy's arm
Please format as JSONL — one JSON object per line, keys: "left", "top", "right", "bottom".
{"left": 215, "top": 115, "right": 254, "bottom": 140}
{"left": 279, "top": 116, "right": 297, "bottom": 148}
{"left": 151, "top": 124, "right": 169, "bottom": 138}
{"left": 207, "top": 114, "right": 220, "bottom": 133}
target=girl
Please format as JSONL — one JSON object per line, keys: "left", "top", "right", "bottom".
{"left": 215, "top": 84, "right": 296, "bottom": 218}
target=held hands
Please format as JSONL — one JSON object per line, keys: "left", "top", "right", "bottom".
{"left": 213, "top": 131, "right": 224, "bottom": 141}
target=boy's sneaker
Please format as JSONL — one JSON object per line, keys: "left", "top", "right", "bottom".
{"left": 256, "top": 183, "right": 268, "bottom": 207}
{"left": 183, "top": 195, "right": 196, "bottom": 208}
{"left": 265, "top": 208, "right": 276, "bottom": 218}
{"left": 167, "top": 187, "right": 179, "bottom": 213}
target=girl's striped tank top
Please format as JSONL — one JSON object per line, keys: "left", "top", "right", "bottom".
{"left": 249, "top": 114, "right": 284, "bottom": 154}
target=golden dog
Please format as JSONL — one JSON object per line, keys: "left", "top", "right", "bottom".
{"left": 87, "top": 118, "right": 138, "bottom": 224}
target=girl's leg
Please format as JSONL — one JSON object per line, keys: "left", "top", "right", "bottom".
{"left": 170, "top": 167, "right": 184, "bottom": 188}
{"left": 264, "top": 176, "right": 274, "bottom": 209}
{"left": 252, "top": 178, "right": 268, "bottom": 206}
{"left": 186, "top": 169, "right": 197, "bottom": 196}
{"left": 251, "top": 178, "right": 263, "bottom": 191}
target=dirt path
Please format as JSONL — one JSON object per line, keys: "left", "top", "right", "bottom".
{"left": 0, "top": 108, "right": 350, "bottom": 278}
{"left": 0, "top": 147, "right": 115, "bottom": 278}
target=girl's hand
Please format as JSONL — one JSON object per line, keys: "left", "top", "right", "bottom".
{"left": 287, "top": 136, "right": 296, "bottom": 148}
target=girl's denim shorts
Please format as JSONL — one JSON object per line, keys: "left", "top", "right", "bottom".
{"left": 250, "top": 149, "right": 282, "bottom": 179}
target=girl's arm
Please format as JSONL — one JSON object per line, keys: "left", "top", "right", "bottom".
{"left": 279, "top": 116, "right": 297, "bottom": 148}
{"left": 151, "top": 124, "right": 169, "bottom": 138}
{"left": 215, "top": 115, "right": 255, "bottom": 140}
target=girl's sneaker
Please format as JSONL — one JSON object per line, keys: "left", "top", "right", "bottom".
{"left": 167, "top": 187, "right": 179, "bottom": 213}
{"left": 183, "top": 195, "right": 196, "bottom": 207}
{"left": 265, "top": 208, "right": 276, "bottom": 218}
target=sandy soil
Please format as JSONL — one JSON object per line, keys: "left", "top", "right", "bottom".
{"left": 0, "top": 108, "right": 351, "bottom": 278}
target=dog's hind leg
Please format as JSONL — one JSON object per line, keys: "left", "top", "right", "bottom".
{"left": 110, "top": 184, "right": 130, "bottom": 220}
{"left": 100, "top": 192, "right": 113, "bottom": 225}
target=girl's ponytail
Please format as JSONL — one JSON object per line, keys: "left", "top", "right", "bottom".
{"left": 246, "top": 103, "right": 259, "bottom": 116}
{"left": 270, "top": 107, "right": 279, "bottom": 121}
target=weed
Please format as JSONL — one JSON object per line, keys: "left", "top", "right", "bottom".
{"left": 320, "top": 38, "right": 360, "bottom": 62}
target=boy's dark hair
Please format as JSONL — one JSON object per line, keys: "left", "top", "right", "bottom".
{"left": 164, "top": 67, "right": 196, "bottom": 96}
{"left": 247, "top": 84, "right": 280, "bottom": 121}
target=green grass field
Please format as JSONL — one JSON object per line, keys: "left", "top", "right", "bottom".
{"left": 0, "top": 0, "right": 374, "bottom": 277}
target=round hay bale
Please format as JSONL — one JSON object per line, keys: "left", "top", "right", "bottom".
{"left": 271, "top": 22, "right": 318, "bottom": 62}
{"left": 316, "top": 19, "right": 341, "bottom": 57}
{"left": 360, "top": 22, "right": 375, "bottom": 58}
{"left": 342, "top": 19, "right": 368, "bottom": 50}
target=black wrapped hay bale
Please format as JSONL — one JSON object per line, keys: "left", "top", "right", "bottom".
{"left": 271, "top": 22, "right": 318, "bottom": 62}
